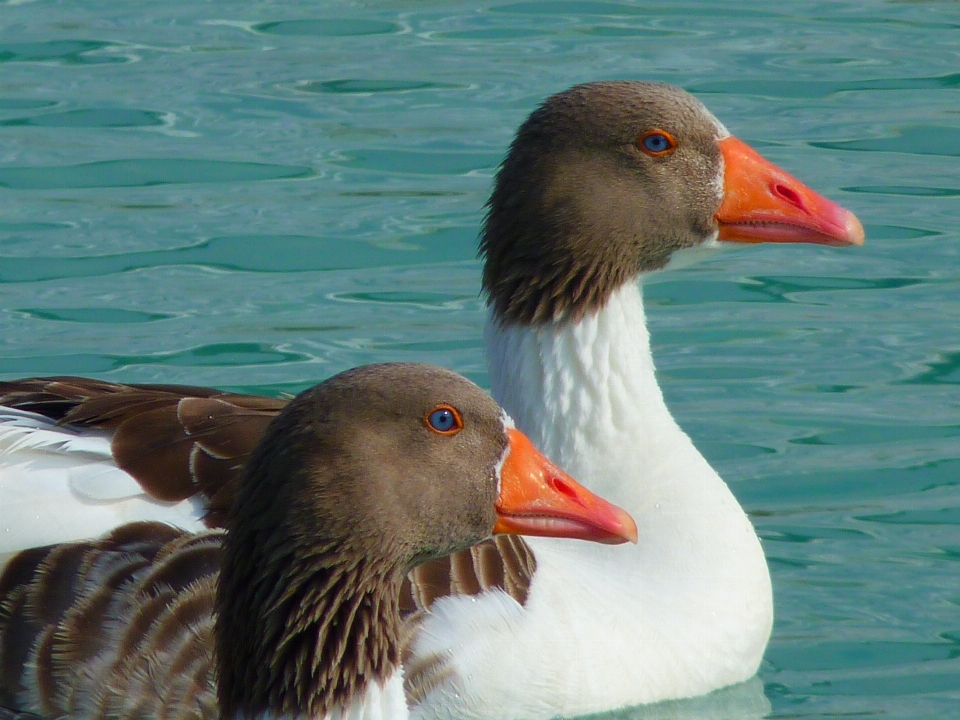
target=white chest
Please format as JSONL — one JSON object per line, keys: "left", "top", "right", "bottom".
{"left": 409, "top": 282, "right": 772, "bottom": 720}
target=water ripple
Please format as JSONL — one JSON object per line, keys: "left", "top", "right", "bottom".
{"left": 0, "top": 232, "right": 476, "bottom": 282}
{"left": 252, "top": 19, "right": 403, "bottom": 37}
{"left": 691, "top": 72, "right": 960, "bottom": 98}
{"left": 0, "top": 40, "right": 130, "bottom": 65}
{"left": 858, "top": 509, "right": 960, "bottom": 525}
{"left": 0, "top": 343, "right": 310, "bottom": 374}
{"left": 0, "top": 98, "right": 57, "bottom": 110}
{"left": 492, "top": 1, "right": 651, "bottom": 15}
{"left": 298, "top": 79, "right": 467, "bottom": 94}
{"left": 842, "top": 185, "right": 960, "bottom": 197}
{"left": 15, "top": 307, "right": 174, "bottom": 324}
{"left": 332, "top": 149, "right": 500, "bottom": 175}
{"left": 897, "top": 351, "right": 960, "bottom": 385}
{"left": 768, "top": 640, "right": 960, "bottom": 672}
{"left": 0, "top": 108, "right": 166, "bottom": 128}
{"left": 0, "top": 159, "right": 311, "bottom": 189}
{"left": 813, "top": 126, "right": 960, "bottom": 158}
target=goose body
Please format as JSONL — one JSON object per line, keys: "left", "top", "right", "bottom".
{"left": 0, "top": 364, "right": 635, "bottom": 720}
{"left": 409, "top": 284, "right": 771, "bottom": 718}
{"left": 0, "top": 82, "right": 864, "bottom": 718}
{"left": 409, "top": 82, "right": 861, "bottom": 718}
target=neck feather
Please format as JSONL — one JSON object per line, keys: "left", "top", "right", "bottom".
{"left": 483, "top": 278, "right": 773, "bottom": 699}
{"left": 216, "top": 538, "right": 404, "bottom": 720}
{"left": 485, "top": 280, "right": 688, "bottom": 507}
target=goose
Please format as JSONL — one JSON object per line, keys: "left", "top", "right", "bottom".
{"left": 0, "top": 81, "right": 864, "bottom": 718}
{"left": 0, "top": 363, "right": 637, "bottom": 720}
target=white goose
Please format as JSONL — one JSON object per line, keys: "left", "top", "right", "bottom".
{"left": 0, "top": 363, "right": 636, "bottom": 720}
{"left": 0, "top": 82, "right": 863, "bottom": 719}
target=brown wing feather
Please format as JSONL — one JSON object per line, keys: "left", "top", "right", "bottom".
{"left": 403, "top": 535, "right": 536, "bottom": 617}
{"left": 0, "top": 378, "right": 285, "bottom": 527}
{"left": 111, "top": 405, "right": 200, "bottom": 501}
{"left": 0, "top": 378, "right": 218, "bottom": 426}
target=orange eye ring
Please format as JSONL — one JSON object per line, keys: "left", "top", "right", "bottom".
{"left": 425, "top": 404, "right": 464, "bottom": 436}
{"left": 638, "top": 129, "right": 677, "bottom": 157}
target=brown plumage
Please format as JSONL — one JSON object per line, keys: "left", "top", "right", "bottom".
{"left": 481, "top": 81, "right": 724, "bottom": 324}
{"left": 0, "top": 364, "right": 522, "bottom": 720}
{"left": 0, "top": 378, "right": 284, "bottom": 524}
{"left": 0, "top": 377, "right": 536, "bottom": 612}
{"left": 0, "top": 522, "right": 218, "bottom": 720}
{"left": 0, "top": 83, "right": 745, "bottom": 627}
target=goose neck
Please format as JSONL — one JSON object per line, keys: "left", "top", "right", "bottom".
{"left": 216, "top": 537, "right": 404, "bottom": 720}
{"left": 484, "top": 280, "right": 685, "bottom": 503}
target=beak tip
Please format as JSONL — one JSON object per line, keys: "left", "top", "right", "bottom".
{"left": 600, "top": 507, "right": 639, "bottom": 545}
{"left": 845, "top": 213, "right": 866, "bottom": 246}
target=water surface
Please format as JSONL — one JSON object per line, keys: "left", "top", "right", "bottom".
{"left": 1, "top": 1, "right": 959, "bottom": 718}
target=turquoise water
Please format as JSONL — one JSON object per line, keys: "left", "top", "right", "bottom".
{"left": 1, "top": 1, "right": 959, "bottom": 717}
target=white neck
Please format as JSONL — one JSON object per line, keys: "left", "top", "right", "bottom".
{"left": 481, "top": 279, "right": 773, "bottom": 708}
{"left": 485, "top": 281, "right": 689, "bottom": 509}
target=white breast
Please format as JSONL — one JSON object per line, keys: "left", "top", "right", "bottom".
{"left": 409, "top": 281, "right": 773, "bottom": 720}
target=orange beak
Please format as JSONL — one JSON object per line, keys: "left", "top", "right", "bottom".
{"left": 716, "top": 136, "right": 865, "bottom": 247}
{"left": 493, "top": 429, "right": 638, "bottom": 545}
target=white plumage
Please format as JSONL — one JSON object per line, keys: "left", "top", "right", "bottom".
{"left": 0, "top": 407, "right": 205, "bottom": 550}
{"left": 409, "top": 282, "right": 773, "bottom": 720}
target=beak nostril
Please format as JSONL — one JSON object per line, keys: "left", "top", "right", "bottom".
{"left": 549, "top": 477, "right": 587, "bottom": 508}
{"left": 772, "top": 183, "right": 806, "bottom": 211}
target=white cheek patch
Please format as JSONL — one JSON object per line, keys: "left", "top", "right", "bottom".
{"left": 689, "top": 96, "right": 729, "bottom": 222}
{"left": 493, "top": 411, "right": 516, "bottom": 494}
{"left": 712, "top": 146, "right": 726, "bottom": 202}
{"left": 706, "top": 107, "right": 731, "bottom": 140}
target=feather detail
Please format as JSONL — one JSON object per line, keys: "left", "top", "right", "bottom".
{"left": 0, "top": 379, "right": 539, "bottom": 624}
{"left": 0, "top": 380, "right": 285, "bottom": 550}
{"left": 0, "top": 524, "right": 219, "bottom": 720}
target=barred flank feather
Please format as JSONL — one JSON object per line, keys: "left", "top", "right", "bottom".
{"left": 0, "top": 523, "right": 218, "bottom": 720}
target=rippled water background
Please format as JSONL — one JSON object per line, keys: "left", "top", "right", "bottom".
{"left": 2, "top": 1, "right": 959, "bottom": 718}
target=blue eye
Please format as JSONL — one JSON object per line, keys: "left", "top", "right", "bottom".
{"left": 639, "top": 130, "right": 676, "bottom": 156}
{"left": 429, "top": 409, "right": 455, "bottom": 431}
{"left": 643, "top": 134, "right": 669, "bottom": 152}
{"left": 427, "top": 405, "right": 462, "bottom": 435}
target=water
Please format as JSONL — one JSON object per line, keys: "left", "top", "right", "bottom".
{"left": 1, "top": 1, "right": 959, "bottom": 717}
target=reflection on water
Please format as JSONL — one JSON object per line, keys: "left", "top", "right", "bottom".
{"left": 598, "top": 678, "right": 770, "bottom": 720}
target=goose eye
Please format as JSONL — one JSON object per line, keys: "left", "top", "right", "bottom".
{"left": 426, "top": 405, "right": 463, "bottom": 435}
{"left": 639, "top": 130, "right": 677, "bottom": 157}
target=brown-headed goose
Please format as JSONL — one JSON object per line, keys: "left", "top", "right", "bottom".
{"left": 0, "top": 81, "right": 864, "bottom": 718}
{"left": 0, "top": 363, "right": 636, "bottom": 720}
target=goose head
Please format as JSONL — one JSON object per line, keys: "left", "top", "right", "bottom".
{"left": 481, "top": 81, "right": 864, "bottom": 325}
{"left": 215, "top": 363, "right": 635, "bottom": 719}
